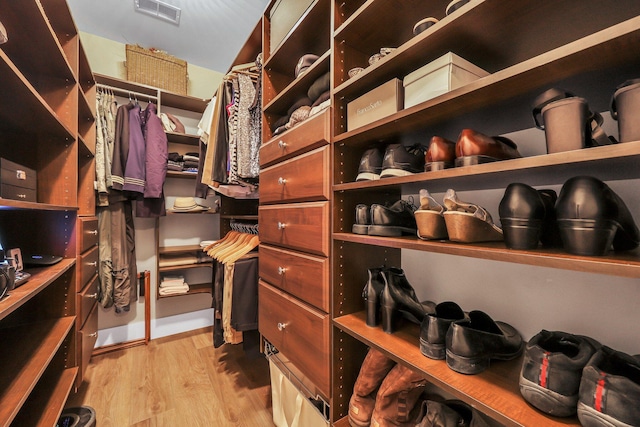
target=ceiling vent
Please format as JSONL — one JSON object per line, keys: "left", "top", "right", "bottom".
{"left": 134, "top": 0, "right": 181, "bottom": 25}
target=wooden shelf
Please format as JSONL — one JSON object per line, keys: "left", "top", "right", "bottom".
{"left": 334, "top": 311, "right": 579, "bottom": 427}
{"left": 334, "top": 17, "right": 640, "bottom": 140}
{"left": 157, "top": 282, "right": 212, "bottom": 299}
{"left": 264, "top": 50, "right": 330, "bottom": 114}
{"left": 334, "top": 233, "right": 640, "bottom": 279}
{"left": 0, "top": 198, "right": 79, "bottom": 212}
{"left": 0, "top": 316, "right": 75, "bottom": 427}
{"left": 0, "top": 51, "right": 75, "bottom": 140}
{"left": 264, "top": 0, "right": 331, "bottom": 75}
{"left": 220, "top": 214, "right": 259, "bottom": 221}
{"left": 159, "top": 244, "right": 203, "bottom": 254}
{"left": 10, "top": 367, "right": 78, "bottom": 427}
{"left": 0, "top": 258, "right": 76, "bottom": 322}
{"left": 159, "top": 263, "right": 212, "bottom": 272}
{"left": 334, "top": 140, "right": 640, "bottom": 192}
{"left": 166, "top": 170, "right": 200, "bottom": 179}
{"left": 166, "top": 132, "right": 200, "bottom": 145}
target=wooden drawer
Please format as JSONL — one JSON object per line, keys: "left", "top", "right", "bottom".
{"left": 259, "top": 201, "right": 329, "bottom": 257}
{"left": 77, "top": 245, "right": 98, "bottom": 292}
{"left": 78, "top": 302, "right": 98, "bottom": 385}
{"left": 77, "top": 274, "right": 99, "bottom": 329}
{"left": 259, "top": 280, "right": 329, "bottom": 397}
{"left": 260, "top": 110, "right": 329, "bottom": 167}
{"left": 77, "top": 216, "right": 98, "bottom": 253}
{"left": 260, "top": 146, "right": 330, "bottom": 204}
{"left": 259, "top": 244, "right": 329, "bottom": 312}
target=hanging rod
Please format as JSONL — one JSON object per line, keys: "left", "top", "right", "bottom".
{"left": 96, "top": 83, "right": 158, "bottom": 101}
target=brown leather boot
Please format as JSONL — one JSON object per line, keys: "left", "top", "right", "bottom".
{"left": 370, "top": 364, "right": 427, "bottom": 427}
{"left": 349, "top": 348, "right": 396, "bottom": 427}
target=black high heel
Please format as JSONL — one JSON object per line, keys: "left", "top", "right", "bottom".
{"left": 363, "top": 267, "right": 385, "bottom": 327}
{"left": 379, "top": 267, "right": 433, "bottom": 334}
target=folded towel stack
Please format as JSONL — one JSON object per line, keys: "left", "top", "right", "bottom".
{"left": 159, "top": 275, "right": 189, "bottom": 296}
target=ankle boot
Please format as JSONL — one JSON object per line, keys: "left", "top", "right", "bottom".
{"left": 348, "top": 348, "right": 396, "bottom": 427}
{"left": 380, "top": 267, "right": 433, "bottom": 334}
{"left": 363, "top": 267, "right": 386, "bottom": 327}
{"left": 370, "top": 364, "right": 427, "bottom": 427}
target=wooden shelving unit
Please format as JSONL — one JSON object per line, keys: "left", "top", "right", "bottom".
{"left": 328, "top": 0, "right": 640, "bottom": 425}
{"left": 0, "top": 0, "right": 97, "bottom": 423}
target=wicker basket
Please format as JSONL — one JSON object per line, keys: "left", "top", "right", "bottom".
{"left": 125, "top": 44, "right": 188, "bottom": 95}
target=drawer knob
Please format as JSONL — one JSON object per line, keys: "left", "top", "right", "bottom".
{"left": 277, "top": 222, "right": 286, "bottom": 230}
{"left": 88, "top": 230, "right": 98, "bottom": 235}
{"left": 18, "top": 194, "right": 26, "bottom": 199}
{"left": 278, "top": 177, "right": 287, "bottom": 185}
{"left": 88, "top": 261, "right": 97, "bottom": 267}
{"left": 277, "top": 322, "right": 287, "bottom": 331}
{"left": 87, "top": 293, "right": 98, "bottom": 299}
{"left": 88, "top": 332, "right": 98, "bottom": 338}
{"left": 278, "top": 140, "right": 287, "bottom": 149}
{"left": 278, "top": 266, "right": 286, "bottom": 275}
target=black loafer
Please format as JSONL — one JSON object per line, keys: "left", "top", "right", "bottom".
{"left": 420, "top": 301, "right": 466, "bottom": 360}
{"left": 555, "top": 176, "right": 639, "bottom": 256}
{"left": 352, "top": 203, "right": 371, "bottom": 235}
{"left": 499, "top": 183, "right": 560, "bottom": 250}
{"left": 446, "top": 310, "right": 523, "bottom": 375}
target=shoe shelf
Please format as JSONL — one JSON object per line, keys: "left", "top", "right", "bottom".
{"left": 333, "top": 16, "right": 640, "bottom": 141}
{"left": 0, "top": 316, "right": 76, "bottom": 427}
{"left": 334, "top": 140, "right": 640, "bottom": 191}
{"left": 334, "top": 233, "right": 640, "bottom": 279}
{"left": 334, "top": 311, "right": 579, "bottom": 427}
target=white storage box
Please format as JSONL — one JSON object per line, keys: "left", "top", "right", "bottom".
{"left": 403, "top": 52, "right": 489, "bottom": 108}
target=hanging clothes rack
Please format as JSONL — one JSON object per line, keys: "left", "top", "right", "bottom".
{"left": 96, "top": 83, "right": 158, "bottom": 102}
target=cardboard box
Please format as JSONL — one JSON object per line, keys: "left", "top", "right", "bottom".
{"left": 403, "top": 52, "right": 489, "bottom": 108}
{"left": 0, "top": 158, "right": 36, "bottom": 202}
{"left": 347, "top": 79, "right": 404, "bottom": 131}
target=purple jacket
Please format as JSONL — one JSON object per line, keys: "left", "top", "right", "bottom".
{"left": 142, "top": 103, "right": 168, "bottom": 198}
{"left": 123, "top": 104, "right": 146, "bottom": 193}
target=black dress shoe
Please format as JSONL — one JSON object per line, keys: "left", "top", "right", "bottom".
{"left": 369, "top": 199, "right": 418, "bottom": 236}
{"left": 356, "top": 147, "right": 384, "bottom": 181}
{"left": 380, "top": 267, "right": 434, "bottom": 334}
{"left": 352, "top": 203, "right": 371, "bottom": 235}
{"left": 380, "top": 143, "right": 426, "bottom": 178}
{"left": 420, "top": 301, "right": 466, "bottom": 360}
{"left": 499, "top": 183, "right": 560, "bottom": 250}
{"left": 362, "top": 267, "right": 386, "bottom": 327}
{"left": 446, "top": 310, "right": 523, "bottom": 375}
{"left": 555, "top": 176, "right": 640, "bottom": 256}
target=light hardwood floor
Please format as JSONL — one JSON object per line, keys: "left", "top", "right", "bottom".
{"left": 67, "top": 327, "right": 275, "bottom": 426}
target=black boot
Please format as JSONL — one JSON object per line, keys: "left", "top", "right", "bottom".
{"left": 380, "top": 267, "right": 433, "bottom": 334}
{"left": 363, "top": 267, "right": 386, "bottom": 327}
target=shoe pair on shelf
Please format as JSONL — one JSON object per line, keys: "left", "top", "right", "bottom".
{"left": 500, "top": 176, "right": 639, "bottom": 255}
{"left": 363, "top": 267, "right": 434, "bottom": 334}
{"left": 354, "top": 199, "right": 418, "bottom": 237}
{"left": 357, "top": 144, "right": 426, "bottom": 181}
{"left": 349, "top": 348, "right": 489, "bottom": 427}
{"left": 520, "top": 330, "right": 640, "bottom": 426}
{"left": 425, "top": 129, "right": 522, "bottom": 171}
{"left": 415, "top": 189, "right": 503, "bottom": 243}
{"left": 420, "top": 301, "right": 524, "bottom": 375}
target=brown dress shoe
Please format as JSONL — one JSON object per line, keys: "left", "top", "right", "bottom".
{"left": 425, "top": 136, "right": 456, "bottom": 171}
{"left": 349, "top": 348, "right": 396, "bottom": 427}
{"left": 370, "top": 364, "right": 427, "bottom": 427}
{"left": 455, "top": 129, "right": 521, "bottom": 166}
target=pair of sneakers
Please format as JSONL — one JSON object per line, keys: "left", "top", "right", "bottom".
{"left": 520, "top": 330, "right": 640, "bottom": 426}
{"left": 356, "top": 144, "right": 426, "bottom": 181}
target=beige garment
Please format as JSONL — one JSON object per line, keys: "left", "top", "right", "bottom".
{"left": 201, "top": 81, "right": 225, "bottom": 188}
{"left": 222, "top": 262, "right": 243, "bottom": 344}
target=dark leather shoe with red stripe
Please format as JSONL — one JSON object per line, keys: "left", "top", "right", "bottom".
{"left": 519, "top": 330, "right": 600, "bottom": 417}
{"left": 578, "top": 346, "right": 640, "bottom": 427}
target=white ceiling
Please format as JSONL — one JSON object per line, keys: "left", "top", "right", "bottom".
{"left": 67, "top": 0, "right": 270, "bottom": 73}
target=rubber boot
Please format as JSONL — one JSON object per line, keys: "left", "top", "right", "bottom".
{"left": 348, "top": 348, "right": 396, "bottom": 427}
